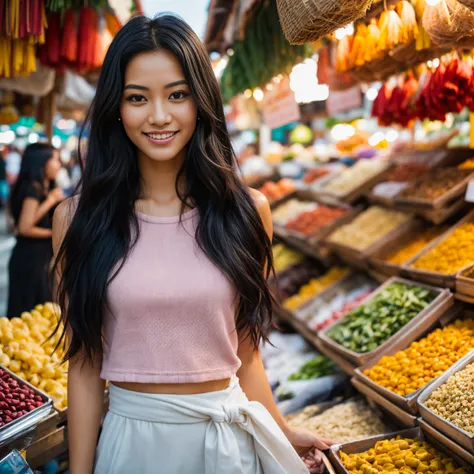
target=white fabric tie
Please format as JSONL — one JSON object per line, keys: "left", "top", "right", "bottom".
{"left": 108, "top": 377, "right": 309, "bottom": 474}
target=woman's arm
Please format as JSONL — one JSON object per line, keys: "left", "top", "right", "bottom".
{"left": 17, "top": 197, "right": 55, "bottom": 238}
{"left": 53, "top": 199, "right": 105, "bottom": 474}
{"left": 237, "top": 190, "right": 332, "bottom": 473}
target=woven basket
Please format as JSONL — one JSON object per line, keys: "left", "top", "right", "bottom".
{"left": 423, "top": 0, "right": 474, "bottom": 46}
{"left": 276, "top": 0, "right": 374, "bottom": 45}
{"left": 458, "top": 0, "right": 474, "bottom": 12}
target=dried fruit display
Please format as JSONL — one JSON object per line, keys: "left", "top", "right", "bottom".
{"left": 285, "top": 206, "right": 347, "bottom": 236}
{"left": 399, "top": 168, "right": 471, "bottom": 201}
{"left": 258, "top": 179, "right": 295, "bottom": 203}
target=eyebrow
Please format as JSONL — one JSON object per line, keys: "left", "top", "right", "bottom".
{"left": 124, "top": 80, "right": 188, "bottom": 91}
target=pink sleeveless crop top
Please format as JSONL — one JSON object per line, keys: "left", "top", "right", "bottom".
{"left": 100, "top": 208, "right": 242, "bottom": 383}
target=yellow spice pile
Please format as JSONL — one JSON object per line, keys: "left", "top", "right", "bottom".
{"left": 412, "top": 223, "right": 474, "bottom": 274}
{"left": 364, "top": 319, "right": 474, "bottom": 396}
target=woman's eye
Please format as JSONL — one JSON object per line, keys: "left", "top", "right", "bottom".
{"left": 126, "top": 94, "right": 146, "bottom": 103}
{"left": 170, "top": 91, "right": 188, "bottom": 100}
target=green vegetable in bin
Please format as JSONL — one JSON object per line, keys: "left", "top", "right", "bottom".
{"left": 288, "top": 355, "right": 336, "bottom": 381}
{"left": 326, "top": 283, "right": 436, "bottom": 353}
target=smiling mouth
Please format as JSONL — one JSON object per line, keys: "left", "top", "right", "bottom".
{"left": 143, "top": 131, "right": 178, "bottom": 140}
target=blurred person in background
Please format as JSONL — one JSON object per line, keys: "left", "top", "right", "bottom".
{"left": 7, "top": 143, "right": 63, "bottom": 318}
{"left": 0, "top": 150, "right": 8, "bottom": 208}
{"left": 5, "top": 145, "right": 22, "bottom": 186}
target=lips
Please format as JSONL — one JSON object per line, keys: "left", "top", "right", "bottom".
{"left": 143, "top": 131, "right": 178, "bottom": 140}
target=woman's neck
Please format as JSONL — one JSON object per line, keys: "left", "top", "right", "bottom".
{"left": 136, "top": 149, "right": 190, "bottom": 215}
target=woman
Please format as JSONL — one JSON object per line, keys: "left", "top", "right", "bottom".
{"left": 8, "top": 143, "right": 63, "bottom": 318}
{"left": 52, "top": 14, "right": 332, "bottom": 474}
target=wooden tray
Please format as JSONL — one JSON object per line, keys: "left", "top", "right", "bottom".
{"left": 403, "top": 210, "right": 474, "bottom": 289}
{"left": 456, "top": 263, "right": 474, "bottom": 300}
{"left": 313, "top": 161, "right": 393, "bottom": 204}
{"left": 368, "top": 223, "right": 426, "bottom": 277}
{"left": 394, "top": 168, "right": 474, "bottom": 210}
{"left": 317, "top": 277, "right": 453, "bottom": 366}
{"left": 417, "top": 418, "right": 474, "bottom": 466}
{"left": 329, "top": 427, "right": 474, "bottom": 474}
{"left": 351, "top": 377, "right": 417, "bottom": 428}
{"left": 418, "top": 351, "right": 474, "bottom": 455}
{"left": 354, "top": 304, "right": 474, "bottom": 415}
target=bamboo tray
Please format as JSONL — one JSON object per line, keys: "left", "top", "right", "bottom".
{"left": 329, "top": 427, "right": 473, "bottom": 474}
{"left": 324, "top": 213, "right": 418, "bottom": 271}
{"left": 317, "top": 277, "right": 453, "bottom": 367}
{"left": 394, "top": 169, "right": 474, "bottom": 210}
{"left": 351, "top": 377, "right": 417, "bottom": 428}
{"left": 354, "top": 304, "right": 474, "bottom": 415}
{"left": 312, "top": 161, "right": 393, "bottom": 204}
{"left": 403, "top": 210, "right": 474, "bottom": 289}
{"left": 418, "top": 351, "right": 474, "bottom": 455}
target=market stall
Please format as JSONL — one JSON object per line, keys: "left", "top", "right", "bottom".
{"left": 205, "top": 0, "right": 474, "bottom": 472}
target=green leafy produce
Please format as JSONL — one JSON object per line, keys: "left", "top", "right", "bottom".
{"left": 327, "top": 283, "right": 436, "bottom": 353}
{"left": 219, "top": 0, "right": 313, "bottom": 102}
{"left": 288, "top": 356, "right": 336, "bottom": 381}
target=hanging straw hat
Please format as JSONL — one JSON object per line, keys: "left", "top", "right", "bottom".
{"left": 423, "top": 0, "right": 474, "bottom": 47}
{"left": 457, "top": 0, "right": 474, "bottom": 12}
{"left": 276, "top": 0, "right": 374, "bottom": 44}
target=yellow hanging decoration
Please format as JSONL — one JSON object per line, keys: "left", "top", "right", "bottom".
{"left": 379, "top": 10, "right": 404, "bottom": 51}
{"left": 397, "top": 1, "right": 419, "bottom": 43}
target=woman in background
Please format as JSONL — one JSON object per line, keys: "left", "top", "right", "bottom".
{"left": 7, "top": 143, "right": 63, "bottom": 318}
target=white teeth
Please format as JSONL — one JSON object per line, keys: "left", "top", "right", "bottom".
{"left": 147, "top": 132, "right": 175, "bottom": 140}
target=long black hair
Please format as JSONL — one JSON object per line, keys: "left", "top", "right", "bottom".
{"left": 10, "top": 143, "right": 55, "bottom": 224}
{"left": 53, "top": 14, "right": 275, "bottom": 362}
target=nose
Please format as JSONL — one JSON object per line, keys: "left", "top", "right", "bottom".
{"left": 148, "top": 99, "right": 172, "bottom": 127}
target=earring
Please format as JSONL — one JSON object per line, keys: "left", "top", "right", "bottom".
{"left": 118, "top": 117, "right": 121, "bottom": 121}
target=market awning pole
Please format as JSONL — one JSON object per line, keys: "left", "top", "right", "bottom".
{"left": 44, "top": 90, "right": 56, "bottom": 145}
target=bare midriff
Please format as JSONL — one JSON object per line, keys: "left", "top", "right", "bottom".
{"left": 112, "top": 378, "right": 231, "bottom": 395}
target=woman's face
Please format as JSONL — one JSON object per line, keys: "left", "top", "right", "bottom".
{"left": 45, "top": 150, "right": 61, "bottom": 180}
{"left": 120, "top": 49, "right": 198, "bottom": 163}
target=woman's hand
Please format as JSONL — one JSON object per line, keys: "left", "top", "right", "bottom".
{"left": 284, "top": 425, "right": 337, "bottom": 473}
{"left": 47, "top": 188, "right": 64, "bottom": 205}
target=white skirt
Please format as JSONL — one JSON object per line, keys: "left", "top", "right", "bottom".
{"left": 94, "top": 376, "right": 309, "bottom": 474}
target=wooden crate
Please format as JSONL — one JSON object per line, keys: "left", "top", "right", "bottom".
{"left": 317, "top": 277, "right": 453, "bottom": 366}
{"left": 403, "top": 210, "right": 474, "bottom": 289}
{"left": 312, "top": 161, "right": 393, "bottom": 204}
{"left": 368, "top": 223, "right": 426, "bottom": 277}
{"left": 329, "top": 427, "right": 473, "bottom": 474}
{"left": 394, "top": 168, "right": 474, "bottom": 210}
{"left": 354, "top": 304, "right": 474, "bottom": 415}
{"left": 456, "top": 263, "right": 474, "bottom": 301}
{"left": 324, "top": 212, "right": 418, "bottom": 271}
{"left": 27, "top": 426, "right": 68, "bottom": 469}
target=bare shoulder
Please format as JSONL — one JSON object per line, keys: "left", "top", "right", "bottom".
{"left": 52, "top": 196, "right": 79, "bottom": 253}
{"left": 249, "top": 188, "right": 272, "bottom": 238}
